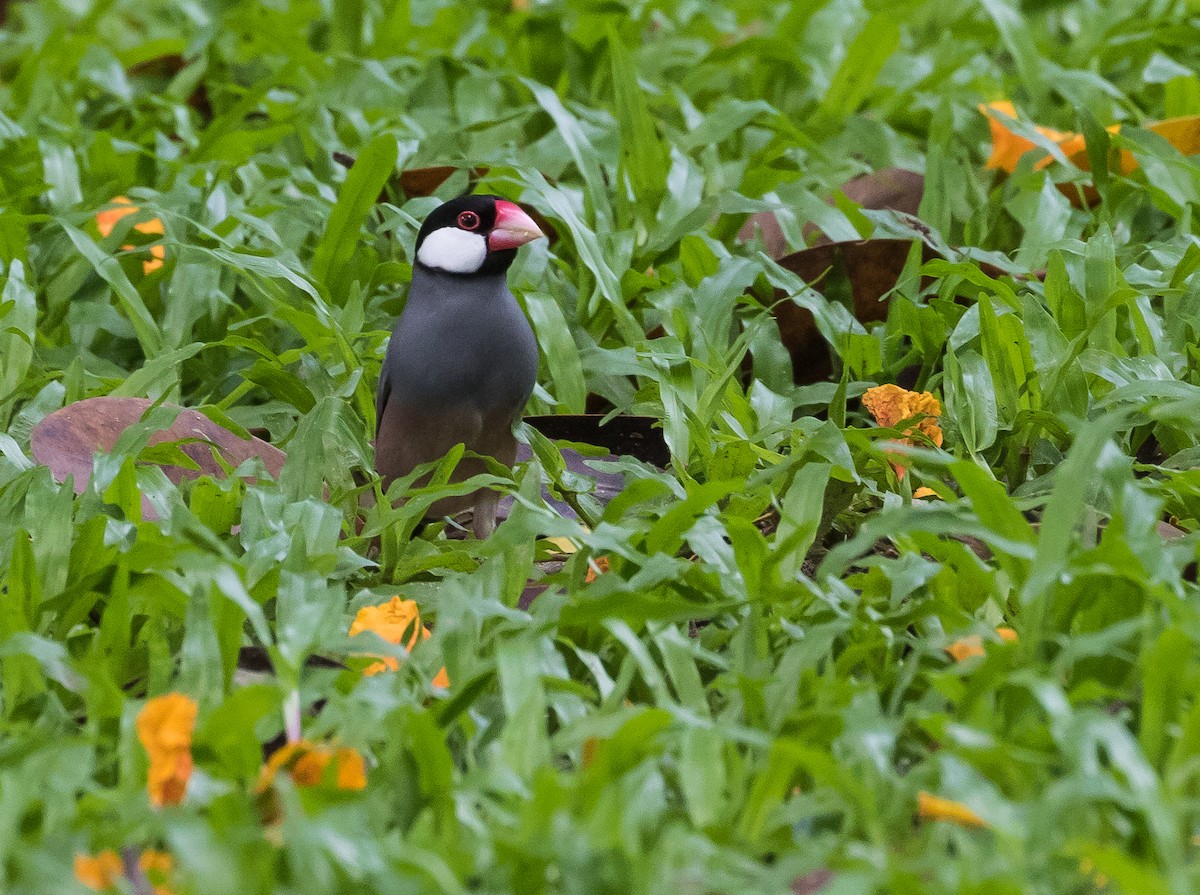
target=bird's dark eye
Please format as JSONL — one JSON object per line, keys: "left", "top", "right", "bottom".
{"left": 457, "top": 211, "right": 480, "bottom": 230}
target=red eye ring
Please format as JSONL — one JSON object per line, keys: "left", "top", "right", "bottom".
{"left": 457, "top": 211, "right": 480, "bottom": 230}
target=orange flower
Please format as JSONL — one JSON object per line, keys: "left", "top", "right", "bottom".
{"left": 349, "top": 596, "right": 450, "bottom": 688}
{"left": 947, "top": 627, "right": 1019, "bottom": 662}
{"left": 581, "top": 737, "right": 600, "bottom": 769}
{"left": 136, "top": 693, "right": 196, "bottom": 807}
{"left": 75, "top": 849, "right": 174, "bottom": 895}
{"left": 862, "top": 385, "right": 943, "bottom": 446}
{"left": 139, "top": 850, "right": 174, "bottom": 895}
{"left": 946, "top": 635, "right": 985, "bottom": 662}
{"left": 75, "top": 851, "right": 123, "bottom": 891}
{"left": 585, "top": 555, "right": 610, "bottom": 582}
{"left": 96, "top": 195, "right": 166, "bottom": 273}
{"left": 257, "top": 741, "right": 367, "bottom": 792}
{"left": 862, "top": 384, "right": 943, "bottom": 479}
{"left": 980, "top": 101, "right": 1071, "bottom": 172}
{"left": 917, "top": 790, "right": 988, "bottom": 828}
{"left": 980, "top": 102, "right": 1200, "bottom": 207}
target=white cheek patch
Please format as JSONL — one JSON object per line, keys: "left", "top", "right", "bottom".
{"left": 417, "top": 227, "right": 488, "bottom": 274}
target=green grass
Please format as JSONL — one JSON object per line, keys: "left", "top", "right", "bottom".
{"left": 2, "top": 0, "right": 1200, "bottom": 892}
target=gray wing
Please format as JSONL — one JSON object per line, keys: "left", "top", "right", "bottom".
{"left": 375, "top": 359, "right": 391, "bottom": 439}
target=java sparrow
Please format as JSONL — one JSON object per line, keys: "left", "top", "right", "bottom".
{"left": 375, "top": 195, "right": 544, "bottom": 537}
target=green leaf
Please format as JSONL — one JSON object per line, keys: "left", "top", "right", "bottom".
{"left": 815, "top": 15, "right": 901, "bottom": 123}
{"left": 608, "top": 28, "right": 667, "bottom": 218}
{"left": 0, "top": 259, "right": 36, "bottom": 402}
{"left": 523, "top": 291, "right": 587, "bottom": 413}
{"left": 311, "top": 132, "right": 397, "bottom": 292}
{"left": 62, "top": 223, "right": 163, "bottom": 356}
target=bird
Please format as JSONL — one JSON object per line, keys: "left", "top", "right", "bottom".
{"left": 375, "top": 194, "right": 544, "bottom": 538}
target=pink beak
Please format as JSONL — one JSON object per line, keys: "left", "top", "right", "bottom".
{"left": 488, "top": 200, "right": 544, "bottom": 251}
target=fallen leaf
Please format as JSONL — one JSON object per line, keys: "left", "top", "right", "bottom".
{"left": 738, "top": 168, "right": 926, "bottom": 256}
{"left": 791, "top": 869, "right": 836, "bottom": 895}
{"left": 31, "top": 397, "right": 286, "bottom": 520}
{"left": 500, "top": 415, "right": 667, "bottom": 524}
{"left": 522, "top": 414, "right": 669, "bottom": 468}
{"left": 398, "top": 165, "right": 485, "bottom": 197}
{"left": 770, "top": 239, "right": 939, "bottom": 383}
{"left": 518, "top": 582, "right": 549, "bottom": 611}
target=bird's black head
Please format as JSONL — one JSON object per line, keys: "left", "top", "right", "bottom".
{"left": 413, "top": 194, "right": 544, "bottom": 276}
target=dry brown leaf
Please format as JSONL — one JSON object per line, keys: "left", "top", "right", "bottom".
{"left": 31, "top": 397, "right": 285, "bottom": 520}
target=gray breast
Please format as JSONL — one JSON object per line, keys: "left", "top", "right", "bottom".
{"left": 380, "top": 267, "right": 539, "bottom": 414}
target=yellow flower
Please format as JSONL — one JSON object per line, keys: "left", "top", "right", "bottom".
{"left": 917, "top": 790, "right": 988, "bottom": 828}
{"left": 913, "top": 487, "right": 938, "bottom": 499}
{"left": 96, "top": 195, "right": 166, "bottom": 273}
{"left": 75, "top": 849, "right": 174, "bottom": 895}
{"left": 349, "top": 596, "right": 450, "bottom": 688}
{"left": 136, "top": 693, "right": 196, "bottom": 807}
{"left": 979, "top": 102, "right": 1200, "bottom": 209}
{"left": 257, "top": 741, "right": 367, "bottom": 792}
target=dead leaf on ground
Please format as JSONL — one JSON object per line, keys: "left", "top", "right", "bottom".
{"left": 31, "top": 397, "right": 284, "bottom": 518}
{"left": 769, "top": 238, "right": 938, "bottom": 382}
{"left": 399, "top": 165, "right": 489, "bottom": 197}
{"left": 334, "top": 161, "right": 558, "bottom": 243}
{"left": 498, "top": 415, "right": 667, "bottom": 523}
{"left": 738, "top": 168, "right": 925, "bottom": 256}
{"left": 792, "top": 869, "right": 835, "bottom": 895}
{"left": 765, "top": 237, "right": 1031, "bottom": 384}
{"left": 1156, "top": 520, "right": 1187, "bottom": 540}
{"left": 523, "top": 414, "right": 668, "bottom": 468}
